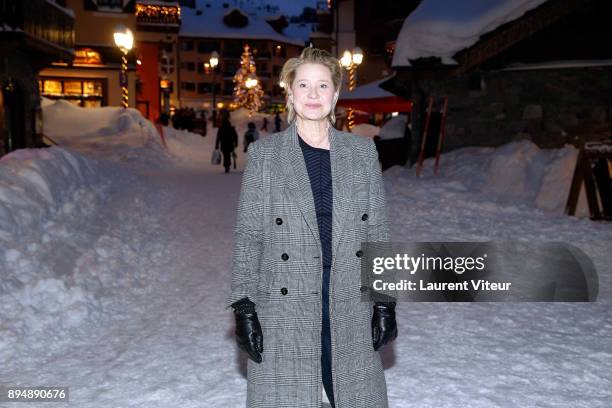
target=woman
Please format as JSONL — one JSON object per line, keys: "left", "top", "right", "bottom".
{"left": 227, "top": 47, "right": 397, "bottom": 408}
{"left": 215, "top": 110, "right": 238, "bottom": 173}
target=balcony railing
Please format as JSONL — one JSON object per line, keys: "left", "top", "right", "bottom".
{"left": 136, "top": 2, "right": 181, "bottom": 27}
{"left": 0, "top": 0, "right": 75, "bottom": 52}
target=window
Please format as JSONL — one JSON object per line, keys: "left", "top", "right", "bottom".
{"left": 180, "top": 62, "right": 196, "bottom": 71}
{"left": 273, "top": 44, "right": 286, "bottom": 58}
{"left": 198, "top": 41, "right": 220, "bottom": 54}
{"left": 161, "top": 55, "right": 175, "bottom": 75}
{"left": 83, "top": 81, "right": 103, "bottom": 96}
{"left": 223, "top": 80, "right": 234, "bottom": 95}
{"left": 224, "top": 40, "right": 243, "bottom": 58}
{"left": 42, "top": 80, "right": 62, "bottom": 95}
{"left": 40, "top": 77, "right": 106, "bottom": 107}
{"left": 273, "top": 84, "right": 284, "bottom": 96}
{"left": 64, "top": 81, "right": 83, "bottom": 95}
{"left": 181, "top": 40, "right": 194, "bottom": 51}
{"left": 223, "top": 64, "right": 238, "bottom": 76}
{"left": 197, "top": 82, "right": 212, "bottom": 94}
{"left": 181, "top": 82, "right": 196, "bottom": 91}
{"left": 96, "top": 0, "right": 123, "bottom": 8}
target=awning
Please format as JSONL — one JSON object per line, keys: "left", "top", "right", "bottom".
{"left": 337, "top": 75, "right": 412, "bottom": 113}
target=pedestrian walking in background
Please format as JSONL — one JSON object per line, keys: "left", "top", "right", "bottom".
{"left": 243, "top": 122, "right": 259, "bottom": 153}
{"left": 215, "top": 110, "right": 238, "bottom": 173}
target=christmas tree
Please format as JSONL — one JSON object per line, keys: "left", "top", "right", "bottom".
{"left": 233, "top": 44, "right": 264, "bottom": 114}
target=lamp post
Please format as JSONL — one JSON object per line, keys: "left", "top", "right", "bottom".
{"left": 113, "top": 25, "right": 134, "bottom": 108}
{"left": 209, "top": 50, "right": 219, "bottom": 127}
{"left": 340, "top": 47, "right": 363, "bottom": 131}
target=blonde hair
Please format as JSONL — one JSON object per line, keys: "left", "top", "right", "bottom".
{"left": 279, "top": 47, "right": 343, "bottom": 124}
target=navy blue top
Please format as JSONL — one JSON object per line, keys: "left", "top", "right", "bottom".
{"left": 298, "top": 133, "right": 336, "bottom": 406}
{"left": 298, "top": 134, "right": 333, "bottom": 268}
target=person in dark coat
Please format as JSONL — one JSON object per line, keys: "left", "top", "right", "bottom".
{"left": 274, "top": 111, "right": 282, "bottom": 132}
{"left": 261, "top": 117, "right": 268, "bottom": 132}
{"left": 243, "top": 122, "right": 259, "bottom": 153}
{"left": 227, "top": 47, "right": 397, "bottom": 408}
{"left": 215, "top": 111, "right": 238, "bottom": 173}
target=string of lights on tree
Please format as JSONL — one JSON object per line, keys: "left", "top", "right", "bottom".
{"left": 233, "top": 44, "right": 264, "bottom": 115}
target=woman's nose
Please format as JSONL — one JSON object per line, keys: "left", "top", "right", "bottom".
{"left": 307, "top": 87, "right": 319, "bottom": 98}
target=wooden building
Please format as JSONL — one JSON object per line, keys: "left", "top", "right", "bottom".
{"left": 383, "top": 0, "right": 612, "bottom": 163}
{"left": 0, "top": 0, "right": 75, "bottom": 157}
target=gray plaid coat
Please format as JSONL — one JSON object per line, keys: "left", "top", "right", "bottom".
{"left": 227, "top": 122, "right": 391, "bottom": 408}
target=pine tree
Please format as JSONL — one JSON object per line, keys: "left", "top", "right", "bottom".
{"left": 233, "top": 44, "right": 264, "bottom": 114}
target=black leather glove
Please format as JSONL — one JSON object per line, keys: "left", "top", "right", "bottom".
{"left": 231, "top": 297, "right": 263, "bottom": 363}
{"left": 372, "top": 302, "right": 398, "bottom": 351}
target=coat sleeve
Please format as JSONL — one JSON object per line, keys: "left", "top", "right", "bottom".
{"left": 226, "top": 140, "right": 264, "bottom": 309}
{"left": 365, "top": 138, "right": 398, "bottom": 303}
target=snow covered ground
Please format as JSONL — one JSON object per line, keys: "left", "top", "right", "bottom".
{"left": 1, "top": 101, "right": 610, "bottom": 407}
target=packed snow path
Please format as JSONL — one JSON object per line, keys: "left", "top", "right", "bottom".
{"left": 2, "top": 135, "right": 612, "bottom": 407}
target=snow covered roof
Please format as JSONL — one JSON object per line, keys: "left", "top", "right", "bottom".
{"left": 46, "top": 0, "right": 75, "bottom": 18}
{"left": 339, "top": 76, "right": 398, "bottom": 100}
{"left": 180, "top": 1, "right": 305, "bottom": 46}
{"left": 392, "top": 0, "right": 549, "bottom": 67}
{"left": 282, "top": 22, "right": 316, "bottom": 44}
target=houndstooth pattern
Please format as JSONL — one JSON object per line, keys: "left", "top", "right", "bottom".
{"left": 227, "top": 122, "right": 391, "bottom": 408}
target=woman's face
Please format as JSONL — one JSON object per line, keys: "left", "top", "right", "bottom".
{"left": 289, "top": 63, "right": 337, "bottom": 123}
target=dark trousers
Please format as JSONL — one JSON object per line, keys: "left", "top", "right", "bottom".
{"left": 222, "top": 150, "right": 232, "bottom": 172}
{"left": 321, "top": 265, "right": 335, "bottom": 407}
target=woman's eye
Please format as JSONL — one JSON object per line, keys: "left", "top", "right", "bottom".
{"left": 320, "top": 84, "right": 328, "bottom": 89}
{"left": 298, "top": 83, "right": 307, "bottom": 88}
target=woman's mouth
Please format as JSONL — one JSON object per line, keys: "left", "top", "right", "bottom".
{"left": 305, "top": 104, "right": 322, "bottom": 108}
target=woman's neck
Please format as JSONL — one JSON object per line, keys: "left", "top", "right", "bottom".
{"left": 295, "top": 118, "right": 330, "bottom": 149}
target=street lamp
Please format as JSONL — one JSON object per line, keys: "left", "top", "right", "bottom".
{"left": 209, "top": 50, "right": 219, "bottom": 127}
{"left": 114, "top": 25, "right": 134, "bottom": 108}
{"left": 340, "top": 47, "right": 364, "bottom": 131}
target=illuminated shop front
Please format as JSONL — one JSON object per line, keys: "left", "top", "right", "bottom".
{"left": 39, "top": 77, "right": 107, "bottom": 108}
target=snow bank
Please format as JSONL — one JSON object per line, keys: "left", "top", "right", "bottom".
{"left": 1, "top": 100, "right": 191, "bottom": 358}
{"left": 351, "top": 123, "right": 380, "bottom": 139}
{"left": 42, "top": 99, "right": 172, "bottom": 168}
{"left": 392, "top": 0, "right": 548, "bottom": 66}
{"left": 0, "top": 147, "right": 99, "bottom": 240}
{"left": 43, "top": 99, "right": 144, "bottom": 138}
{"left": 0, "top": 146, "right": 107, "bottom": 358}
{"left": 379, "top": 114, "right": 408, "bottom": 140}
{"left": 415, "top": 139, "right": 585, "bottom": 215}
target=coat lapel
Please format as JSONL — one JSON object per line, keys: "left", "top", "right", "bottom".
{"left": 281, "top": 123, "right": 355, "bottom": 261}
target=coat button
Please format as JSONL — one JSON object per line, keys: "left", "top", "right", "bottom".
{"left": 361, "top": 213, "right": 368, "bottom": 221}
{"left": 281, "top": 287, "right": 288, "bottom": 295}
{"left": 360, "top": 285, "right": 368, "bottom": 293}
{"left": 275, "top": 217, "right": 283, "bottom": 225}
{"left": 356, "top": 250, "right": 363, "bottom": 258}
{"left": 281, "top": 253, "right": 289, "bottom": 261}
